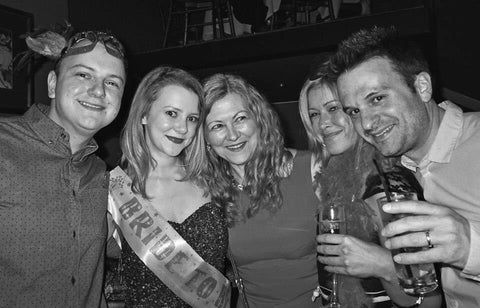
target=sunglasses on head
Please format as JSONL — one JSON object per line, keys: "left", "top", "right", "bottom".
{"left": 61, "top": 31, "right": 125, "bottom": 60}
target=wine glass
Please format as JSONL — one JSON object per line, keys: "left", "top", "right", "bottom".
{"left": 319, "top": 202, "right": 346, "bottom": 308}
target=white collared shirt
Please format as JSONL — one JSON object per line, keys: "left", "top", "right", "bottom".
{"left": 401, "top": 101, "right": 480, "bottom": 307}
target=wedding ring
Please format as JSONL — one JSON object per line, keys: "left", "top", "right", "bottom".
{"left": 425, "top": 231, "right": 434, "bottom": 248}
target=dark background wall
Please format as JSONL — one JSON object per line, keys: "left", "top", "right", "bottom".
{"left": 0, "top": 0, "right": 68, "bottom": 105}
{"left": 68, "top": 0, "right": 167, "bottom": 55}
{"left": 3, "top": 0, "right": 480, "bottom": 108}
{"left": 434, "top": 0, "right": 480, "bottom": 111}
{"left": 66, "top": 0, "right": 480, "bottom": 109}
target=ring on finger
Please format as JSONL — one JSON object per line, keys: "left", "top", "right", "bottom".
{"left": 425, "top": 231, "right": 434, "bottom": 248}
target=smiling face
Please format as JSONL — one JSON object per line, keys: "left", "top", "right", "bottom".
{"left": 307, "top": 84, "right": 359, "bottom": 155}
{"left": 47, "top": 42, "right": 126, "bottom": 140}
{"left": 338, "top": 57, "right": 431, "bottom": 158}
{"left": 142, "top": 85, "right": 200, "bottom": 160}
{"left": 205, "top": 93, "right": 259, "bottom": 172}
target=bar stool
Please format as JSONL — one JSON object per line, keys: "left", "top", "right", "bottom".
{"left": 163, "top": 0, "right": 236, "bottom": 47}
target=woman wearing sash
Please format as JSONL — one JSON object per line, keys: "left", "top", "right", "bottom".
{"left": 203, "top": 73, "right": 319, "bottom": 307}
{"left": 298, "top": 65, "right": 442, "bottom": 307}
{"left": 108, "top": 66, "right": 230, "bottom": 307}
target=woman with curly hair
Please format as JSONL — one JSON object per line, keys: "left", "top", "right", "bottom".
{"left": 299, "top": 64, "right": 442, "bottom": 307}
{"left": 203, "top": 73, "right": 319, "bottom": 307}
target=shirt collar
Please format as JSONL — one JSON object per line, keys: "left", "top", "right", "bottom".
{"left": 26, "top": 104, "right": 65, "bottom": 145}
{"left": 25, "top": 104, "right": 99, "bottom": 159}
{"left": 401, "top": 101, "right": 463, "bottom": 171}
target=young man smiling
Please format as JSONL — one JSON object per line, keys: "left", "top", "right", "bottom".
{"left": 0, "top": 30, "right": 127, "bottom": 307}
{"left": 328, "top": 26, "right": 480, "bottom": 307}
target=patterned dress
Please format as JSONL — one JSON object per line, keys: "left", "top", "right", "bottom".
{"left": 121, "top": 202, "right": 228, "bottom": 307}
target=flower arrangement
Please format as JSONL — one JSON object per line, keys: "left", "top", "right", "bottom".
{"left": 14, "top": 20, "right": 74, "bottom": 72}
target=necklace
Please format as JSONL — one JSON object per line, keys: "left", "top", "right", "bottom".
{"left": 232, "top": 179, "right": 244, "bottom": 191}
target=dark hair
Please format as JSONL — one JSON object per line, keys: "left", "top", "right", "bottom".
{"left": 203, "top": 73, "right": 292, "bottom": 226}
{"left": 328, "top": 26, "right": 430, "bottom": 92}
{"left": 121, "top": 66, "right": 206, "bottom": 199}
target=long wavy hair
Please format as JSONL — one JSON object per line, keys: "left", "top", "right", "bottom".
{"left": 298, "top": 65, "right": 337, "bottom": 166}
{"left": 120, "top": 66, "right": 207, "bottom": 199}
{"left": 203, "top": 73, "right": 293, "bottom": 226}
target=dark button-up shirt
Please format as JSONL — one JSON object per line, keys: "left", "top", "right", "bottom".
{"left": 0, "top": 104, "right": 108, "bottom": 307}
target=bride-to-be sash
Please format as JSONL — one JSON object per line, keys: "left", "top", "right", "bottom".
{"left": 108, "top": 167, "right": 231, "bottom": 308}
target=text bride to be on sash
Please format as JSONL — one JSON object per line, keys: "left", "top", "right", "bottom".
{"left": 119, "top": 196, "right": 230, "bottom": 308}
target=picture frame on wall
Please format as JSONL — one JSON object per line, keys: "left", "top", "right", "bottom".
{"left": 0, "top": 4, "right": 33, "bottom": 114}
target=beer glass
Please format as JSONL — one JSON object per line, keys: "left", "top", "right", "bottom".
{"left": 377, "top": 192, "right": 438, "bottom": 295}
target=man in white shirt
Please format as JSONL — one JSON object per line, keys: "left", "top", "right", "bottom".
{"left": 329, "top": 26, "right": 480, "bottom": 307}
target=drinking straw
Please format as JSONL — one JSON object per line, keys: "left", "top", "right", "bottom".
{"left": 373, "top": 158, "right": 414, "bottom": 278}
{"left": 373, "top": 158, "right": 392, "bottom": 202}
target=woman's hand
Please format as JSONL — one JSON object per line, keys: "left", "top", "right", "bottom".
{"left": 317, "top": 234, "right": 397, "bottom": 281}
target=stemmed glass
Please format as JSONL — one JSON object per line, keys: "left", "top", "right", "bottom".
{"left": 319, "top": 202, "right": 346, "bottom": 308}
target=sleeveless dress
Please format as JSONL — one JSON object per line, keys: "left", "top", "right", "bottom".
{"left": 229, "top": 150, "right": 319, "bottom": 307}
{"left": 121, "top": 202, "right": 228, "bottom": 307}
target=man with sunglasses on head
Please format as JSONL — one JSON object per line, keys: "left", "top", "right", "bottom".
{"left": 0, "top": 30, "right": 127, "bottom": 307}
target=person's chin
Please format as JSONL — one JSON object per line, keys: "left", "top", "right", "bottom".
{"left": 79, "top": 119, "right": 100, "bottom": 130}
{"left": 325, "top": 138, "right": 347, "bottom": 154}
{"left": 226, "top": 156, "right": 248, "bottom": 167}
{"left": 78, "top": 118, "right": 109, "bottom": 133}
{"left": 164, "top": 143, "right": 187, "bottom": 156}
{"left": 84, "top": 113, "right": 116, "bottom": 127}
{"left": 376, "top": 143, "right": 401, "bottom": 157}
{"left": 166, "top": 150, "right": 183, "bottom": 158}
{"left": 328, "top": 145, "right": 349, "bottom": 156}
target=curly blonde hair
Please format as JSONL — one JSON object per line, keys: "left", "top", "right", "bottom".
{"left": 203, "top": 73, "right": 293, "bottom": 226}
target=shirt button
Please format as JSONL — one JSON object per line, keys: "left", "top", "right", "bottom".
{"left": 71, "top": 276, "right": 76, "bottom": 284}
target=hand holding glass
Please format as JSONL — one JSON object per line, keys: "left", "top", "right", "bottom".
{"left": 377, "top": 192, "right": 438, "bottom": 295}
{"left": 319, "top": 203, "right": 346, "bottom": 308}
